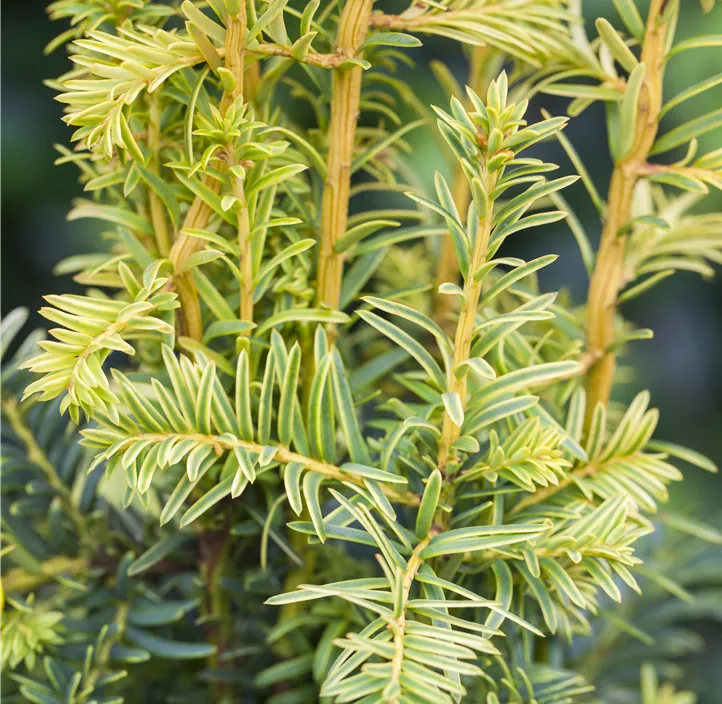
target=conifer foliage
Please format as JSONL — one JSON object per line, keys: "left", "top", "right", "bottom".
{"left": 2, "top": 0, "right": 722, "bottom": 702}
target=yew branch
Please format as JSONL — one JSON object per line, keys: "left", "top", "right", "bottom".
{"left": 435, "top": 46, "right": 494, "bottom": 323}
{"left": 438, "top": 173, "right": 498, "bottom": 467}
{"left": 584, "top": 0, "right": 672, "bottom": 426}
{"left": 168, "top": 6, "right": 248, "bottom": 340}
{"left": 316, "top": 0, "right": 373, "bottom": 316}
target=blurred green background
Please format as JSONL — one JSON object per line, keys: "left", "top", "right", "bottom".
{"left": 2, "top": 0, "right": 721, "bottom": 699}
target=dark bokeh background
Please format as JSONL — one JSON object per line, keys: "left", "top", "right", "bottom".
{"left": 2, "top": 0, "right": 721, "bottom": 698}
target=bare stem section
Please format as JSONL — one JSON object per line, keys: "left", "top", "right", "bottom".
{"left": 584, "top": 0, "right": 671, "bottom": 423}
{"left": 316, "top": 0, "right": 372, "bottom": 313}
{"left": 169, "top": 6, "right": 248, "bottom": 340}
{"left": 148, "top": 96, "right": 171, "bottom": 256}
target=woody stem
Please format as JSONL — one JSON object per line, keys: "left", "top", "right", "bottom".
{"left": 316, "top": 0, "right": 372, "bottom": 322}
{"left": 584, "top": 0, "right": 671, "bottom": 428}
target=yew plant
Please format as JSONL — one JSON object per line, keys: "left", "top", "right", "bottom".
{"left": 3, "top": 0, "right": 722, "bottom": 702}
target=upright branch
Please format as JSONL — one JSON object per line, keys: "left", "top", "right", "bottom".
{"left": 438, "top": 170, "right": 497, "bottom": 467}
{"left": 316, "top": 0, "right": 373, "bottom": 314}
{"left": 584, "top": 0, "right": 673, "bottom": 423}
{"left": 385, "top": 538, "right": 430, "bottom": 701}
{"left": 169, "top": 3, "right": 247, "bottom": 340}
{"left": 224, "top": 3, "right": 253, "bottom": 328}
{"left": 435, "top": 46, "right": 495, "bottom": 319}
{"left": 147, "top": 96, "right": 171, "bottom": 256}
{"left": 424, "top": 76, "right": 576, "bottom": 484}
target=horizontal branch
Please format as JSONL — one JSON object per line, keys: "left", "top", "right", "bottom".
{"left": 247, "top": 44, "right": 347, "bottom": 68}
{"left": 369, "top": 12, "right": 428, "bottom": 29}
{"left": 109, "top": 432, "right": 420, "bottom": 507}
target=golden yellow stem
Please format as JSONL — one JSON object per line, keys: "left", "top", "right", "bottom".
{"left": 234, "top": 51, "right": 258, "bottom": 335}
{"left": 148, "top": 96, "right": 171, "bottom": 256}
{"left": 244, "top": 57, "right": 260, "bottom": 101}
{"left": 233, "top": 174, "right": 254, "bottom": 327}
{"left": 387, "top": 538, "right": 431, "bottom": 702}
{"left": 584, "top": 0, "right": 670, "bottom": 425}
{"left": 438, "top": 173, "right": 498, "bottom": 467}
{"left": 221, "top": 9, "right": 246, "bottom": 105}
{"left": 316, "top": 0, "right": 372, "bottom": 313}
{"left": 168, "top": 6, "right": 247, "bottom": 340}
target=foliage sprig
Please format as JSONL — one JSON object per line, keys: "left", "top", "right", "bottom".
{"left": 3, "top": 0, "right": 722, "bottom": 703}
